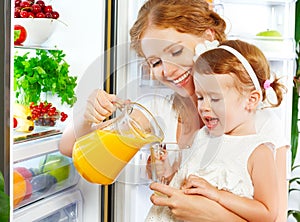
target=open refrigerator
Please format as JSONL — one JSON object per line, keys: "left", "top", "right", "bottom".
{"left": 111, "top": 0, "right": 297, "bottom": 221}
{"left": 8, "top": 0, "right": 107, "bottom": 221}
{"left": 2, "top": 0, "right": 297, "bottom": 221}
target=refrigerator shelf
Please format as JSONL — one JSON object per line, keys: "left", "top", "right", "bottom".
{"left": 14, "top": 126, "right": 62, "bottom": 144}
{"left": 14, "top": 189, "right": 83, "bottom": 222}
{"left": 13, "top": 149, "right": 80, "bottom": 210}
{"left": 228, "top": 35, "right": 296, "bottom": 60}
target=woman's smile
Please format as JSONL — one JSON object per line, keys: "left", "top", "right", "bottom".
{"left": 172, "top": 69, "right": 192, "bottom": 86}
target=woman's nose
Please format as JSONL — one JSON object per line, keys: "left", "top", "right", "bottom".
{"left": 161, "top": 60, "right": 178, "bottom": 78}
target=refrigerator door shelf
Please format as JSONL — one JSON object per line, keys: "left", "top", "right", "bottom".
{"left": 228, "top": 35, "right": 296, "bottom": 60}
{"left": 219, "top": 0, "right": 296, "bottom": 5}
{"left": 13, "top": 149, "right": 79, "bottom": 210}
{"left": 14, "top": 189, "right": 83, "bottom": 222}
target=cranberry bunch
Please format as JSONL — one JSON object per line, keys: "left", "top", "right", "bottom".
{"left": 30, "top": 102, "right": 68, "bottom": 126}
{"left": 14, "top": 0, "right": 60, "bottom": 19}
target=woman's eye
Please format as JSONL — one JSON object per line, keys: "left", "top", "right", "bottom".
{"left": 172, "top": 48, "right": 183, "bottom": 56}
{"left": 197, "top": 96, "right": 204, "bottom": 101}
{"left": 150, "top": 59, "right": 162, "bottom": 68}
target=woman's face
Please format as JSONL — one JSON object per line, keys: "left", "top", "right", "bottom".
{"left": 141, "top": 27, "right": 207, "bottom": 97}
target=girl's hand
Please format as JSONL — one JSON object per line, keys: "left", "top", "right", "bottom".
{"left": 84, "top": 89, "right": 118, "bottom": 124}
{"left": 147, "top": 148, "right": 179, "bottom": 184}
{"left": 182, "top": 174, "right": 220, "bottom": 202}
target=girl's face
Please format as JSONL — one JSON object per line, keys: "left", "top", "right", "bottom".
{"left": 141, "top": 27, "right": 207, "bottom": 97}
{"left": 194, "top": 73, "right": 254, "bottom": 136}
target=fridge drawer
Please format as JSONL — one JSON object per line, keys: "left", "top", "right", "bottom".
{"left": 14, "top": 189, "right": 83, "bottom": 222}
{"left": 13, "top": 147, "right": 79, "bottom": 210}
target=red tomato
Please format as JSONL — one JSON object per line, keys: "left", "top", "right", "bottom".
{"left": 14, "top": 25, "right": 27, "bottom": 45}
{"left": 13, "top": 117, "right": 18, "bottom": 128}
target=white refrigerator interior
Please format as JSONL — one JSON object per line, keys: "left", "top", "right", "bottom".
{"left": 12, "top": 0, "right": 106, "bottom": 221}
{"left": 113, "top": 0, "right": 296, "bottom": 222}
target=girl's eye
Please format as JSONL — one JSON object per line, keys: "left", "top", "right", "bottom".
{"left": 197, "top": 96, "right": 204, "bottom": 101}
{"left": 211, "top": 98, "right": 220, "bottom": 102}
{"left": 149, "top": 58, "right": 162, "bottom": 68}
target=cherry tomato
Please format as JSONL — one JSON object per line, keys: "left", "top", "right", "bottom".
{"left": 13, "top": 117, "right": 18, "bottom": 128}
{"left": 14, "top": 25, "right": 27, "bottom": 45}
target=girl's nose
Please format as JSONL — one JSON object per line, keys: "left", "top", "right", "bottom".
{"left": 199, "top": 98, "right": 211, "bottom": 112}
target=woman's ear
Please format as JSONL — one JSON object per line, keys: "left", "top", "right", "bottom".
{"left": 203, "top": 29, "right": 215, "bottom": 41}
{"left": 246, "top": 90, "right": 261, "bottom": 111}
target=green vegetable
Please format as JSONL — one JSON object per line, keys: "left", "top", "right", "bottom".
{"left": 14, "top": 30, "right": 21, "bottom": 42}
{"left": 0, "top": 172, "right": 9, "bottom": 222}
{"left": 14, "top": 49, "right": 77, "bottom": 107}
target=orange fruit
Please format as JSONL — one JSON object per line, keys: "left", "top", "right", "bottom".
{"left": 13, "top": 170, "right": 26, "bottom": 208}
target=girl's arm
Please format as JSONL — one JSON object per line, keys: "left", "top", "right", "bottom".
{"left": 183, "top": 144, "right": 279, "bottom": 222}
{"left": 275, "top": 145, "right": 289, "bottom": 222}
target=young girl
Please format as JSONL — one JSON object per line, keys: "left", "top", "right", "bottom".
{"left": 146, "top": 39, "right": 287, "bottom": 221}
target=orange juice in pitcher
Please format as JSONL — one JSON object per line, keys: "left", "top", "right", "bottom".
{"left": 72, "top": 102, "right": 164, "bottom": 185}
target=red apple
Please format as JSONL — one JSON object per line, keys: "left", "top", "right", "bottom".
{"left": 14, "top": 167, "right": 33, "bottom": 181}
{"left": 23, "top": 179, "right": 32, "bottom": 200}
{"left": 14, "top": 25, "right": 27, "bottom": 45}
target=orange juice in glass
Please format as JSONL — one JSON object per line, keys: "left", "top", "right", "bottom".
{"left": 72, "top": 102, "right": 164, "bottom": 185}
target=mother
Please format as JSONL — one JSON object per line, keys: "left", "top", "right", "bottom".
{"left": 59, "top": 0, "right": 289, "bottom": 221}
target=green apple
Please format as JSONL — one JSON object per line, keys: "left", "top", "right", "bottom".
{"left": 39, "top": 154, "right": 71, "bottom": 183}
{"left": 256, "top": 30, "right": 282, "bottom": 38}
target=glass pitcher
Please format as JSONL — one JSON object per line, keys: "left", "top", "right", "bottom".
{"left": 72, "top": 102, "right": 165, "bottom": 185}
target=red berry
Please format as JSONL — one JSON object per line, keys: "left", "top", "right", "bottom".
{"left": 31, "top": 4, "right": 42, "bottom": 14}
{"left": 27, "top": 11, "right": 35, "bottom": 18}
{"left": 14, "top": 7, "right": 22, "bottom": 18}
{"left": 51, "top": 11, "right": 59, "bottom": 19}
{"left": 20, "top": 10, "right": 29, "bottom": 18}
{"left": 45, "top": 12, "right": 52, "bottom": 18}
{"left": 15, "top": 0, "right": 21, "bottom": 7}
{"left": 36, "top": 12, "right": 45, "bottom": 18}
{"left": 43, "top": 5, "right": 53, "bottom": 13}
{"left": 20, "top": 1, "right": 31, "bottom": 8}
{"left": 36, "top": 0, "right": 45, "bottom": 8}
{"left": 50, "top": 107, "right": 56, "bottom": 112}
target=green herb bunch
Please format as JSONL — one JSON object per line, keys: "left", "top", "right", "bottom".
{"left": 14, "top": 49, "right": 77, "bottom": 107}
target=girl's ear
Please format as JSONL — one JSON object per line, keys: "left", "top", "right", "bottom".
{"left": 246, "top": 90, "right": 261, "bottom": 111}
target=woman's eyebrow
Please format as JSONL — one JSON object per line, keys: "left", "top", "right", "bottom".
{"left": 163, "top": 41, "right": 182, "bottom": 52}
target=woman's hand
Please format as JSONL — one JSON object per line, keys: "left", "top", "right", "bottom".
{"left": 84, "top": 89, "right": 118, "bottom": 124}
{"left": 182, "top": 174, "right": 220, "bottom": 202}
{"left": 149, "top": 182, "right": 246, "bottom": 222}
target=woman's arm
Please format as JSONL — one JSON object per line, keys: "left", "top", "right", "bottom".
{"left": 58, "top": 89, "right": 118, "bottom": 157}
{"left": 183, "top": 144, "right": 279, "bottom": 222}
{"left": 150, "top": 182, "right": 246, "bottom": 222}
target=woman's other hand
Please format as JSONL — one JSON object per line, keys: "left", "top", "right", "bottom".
{"left": 84, "top": 89, "right": 118, "bottom": 124}
{"left": 149, "top": 182, "right": 246, "bottom": 222}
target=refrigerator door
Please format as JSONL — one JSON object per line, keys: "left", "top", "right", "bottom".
{"left": 14, "top": 189, "right": 83, "bottom": 222}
